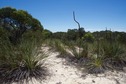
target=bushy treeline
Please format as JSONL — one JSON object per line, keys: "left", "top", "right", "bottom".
{"left": 0, "top": 7, "right": 44, "bottom": 44}
{"left": 50, "top": 28, "right": 126, "bottom": 45}
{"left": 52, "top": 27, "right": 85, "bottom": 41}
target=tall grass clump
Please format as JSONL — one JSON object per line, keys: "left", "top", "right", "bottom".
{"left": 87, "top": 57, "right": 106, "bottom": 74}
{"left": 70, "top": 44, "right": 88, "bottom": 60}
{"left": 100, "top": 40, "right": 126, "bottom": 69}
{"left": 44, "top": 39, "right": 67, "bottom": 55}
{"left": 68, "top": 39, "right": 89, "bottom": 60}
{"left": 54, "top": 39, "right": 67, "bottom": 55}
{"left": 0, "top": 29, "right": 48, "bottom": 83}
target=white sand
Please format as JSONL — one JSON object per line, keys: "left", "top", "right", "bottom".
{"left": 14, "top": 46, "right": 126, "bottom": 84}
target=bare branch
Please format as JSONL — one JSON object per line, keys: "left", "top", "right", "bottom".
{"left": 73, "top": 11, "right": 80, "bottom": 29}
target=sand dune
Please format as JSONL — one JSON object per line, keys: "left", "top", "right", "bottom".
{"left": 13, "top": 47, "right": 126, "bottom": 84}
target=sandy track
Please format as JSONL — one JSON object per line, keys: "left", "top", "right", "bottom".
{"left": 40, "top": 47, "right": 126, "bottom": 84}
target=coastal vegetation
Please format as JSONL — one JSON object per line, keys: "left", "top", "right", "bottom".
{"left": 0, "top": 7, "right": 126, "bottom": 83}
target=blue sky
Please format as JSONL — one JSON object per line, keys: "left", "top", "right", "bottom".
{"left": 0, "top": 0, "right": 126, "bottom": 32}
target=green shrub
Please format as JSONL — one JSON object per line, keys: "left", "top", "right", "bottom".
{"left": 82, "top": 32, "right": 95, "bottom": 43}
{"left": 87, "top": 57, "right": 105, "bottom": 74}
{"left": 0, "top": 29, "right": 47, "bottom": 83}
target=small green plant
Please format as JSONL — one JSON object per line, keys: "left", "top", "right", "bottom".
{"left": 82, "top": 32, "right": 95, "bottom": 43}
{"left": 87, "top": 57, "right": 105, "bottom": 74}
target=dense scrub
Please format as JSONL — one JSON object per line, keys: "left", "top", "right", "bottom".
{"left": 0, "top": 7, "right": 47, "bottom": 83}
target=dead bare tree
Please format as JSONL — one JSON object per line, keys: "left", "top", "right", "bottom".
{"left": 73, "top": 11, "right": 81, "bottom": 57}
{"left": 73, "top": 11, "right": 81, "bottom": 30}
